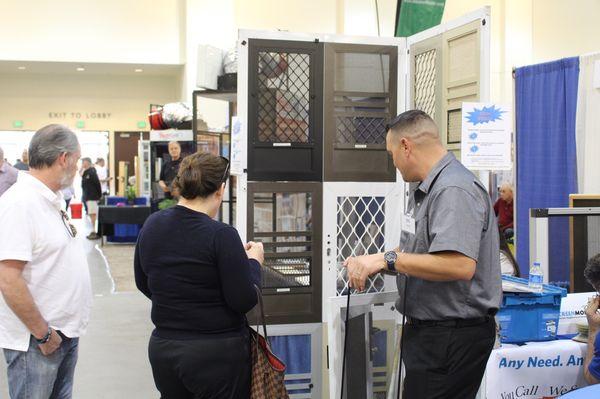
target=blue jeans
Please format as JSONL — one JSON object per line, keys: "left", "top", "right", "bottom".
{"left": 3, "top": 335, "right": 79, "bottom": 399}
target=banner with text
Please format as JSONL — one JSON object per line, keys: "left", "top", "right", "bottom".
{"left": 485, "top": 340, "right": 588, "bottom": 399}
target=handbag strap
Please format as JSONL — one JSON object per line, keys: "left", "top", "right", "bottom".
{"left": 253, "top": 284, "right": 268, "bottom": 341}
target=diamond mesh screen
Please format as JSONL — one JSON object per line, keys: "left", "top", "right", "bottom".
{"left": 257, "top": 52, "right": 311, "bottom": 143}
{"left": 414, "top": 49, "right": 437, "bottom": 118}
{"left": 336, "top": 196, "right": 386, "bottom": 295}
{"left": 335, "top": 116, "right": 387, "bottom": 145}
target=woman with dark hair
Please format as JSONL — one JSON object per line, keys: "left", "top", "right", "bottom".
{"left": 134, "top": 152, "right": 263, "bottom": 399}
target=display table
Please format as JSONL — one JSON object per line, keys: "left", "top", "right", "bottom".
{"left": 98, "top": 205, "right": 151, "bottom": 245}
{"left": 483, "top": 339, "right": 588, "bottom": 398}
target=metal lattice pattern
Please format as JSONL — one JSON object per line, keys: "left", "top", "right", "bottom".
{"left": 414, "top": 49, "right": 437, "bottom": 118}
{"left": 336, "top": 197, "right": 386, "bottom": 295}
{"left": 335, "top": 116, "right": 387, "bottom": 145}
{"left": 257, "top": 52, "right": 311, "bottom": 143}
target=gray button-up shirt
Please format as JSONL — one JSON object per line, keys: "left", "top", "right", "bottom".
{"left": 0, "top": 162, "right": 18, "bottom": 197}
{"left": 396, "top": 153, "right": 502, "bottom": 320}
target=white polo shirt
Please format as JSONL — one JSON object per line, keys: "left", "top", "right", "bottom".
{"left": 0, "top": 172, "right": 93, "bottom": 351}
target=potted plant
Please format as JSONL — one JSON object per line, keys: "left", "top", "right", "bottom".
{"left": 125, "top": 185, "right": 136, "bottom": 205}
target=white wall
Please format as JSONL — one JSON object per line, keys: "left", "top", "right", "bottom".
{"left": 0, "top": 73, "right": 180, "bottom": 131}
{"left": 531, "top": 0, "right": 600, "bottom": 63}
{"left": 0, "top": 0, "right": 184, "bottom": 64}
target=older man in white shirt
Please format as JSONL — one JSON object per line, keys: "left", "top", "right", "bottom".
{"left": 0, "top": 124, "right": 93, "bottom": 399}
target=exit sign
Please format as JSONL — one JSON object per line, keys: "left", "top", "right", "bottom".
{"left": 13, "top": 120, "right": 23, "bottom": 128}
{"left": 76, "top": 120, "right": 85, "bottom": 129}
{"left": 137, "top": 121, "right": 147, "bottom": 129}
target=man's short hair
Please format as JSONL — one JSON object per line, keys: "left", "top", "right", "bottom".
{"left": 0, "top": 146, "right": 4, "bottom": 160}
{"left": 29, "top": 125, "right": 79, "bottom": 169}
{"left": 584, "top": 253, "right": 600, "bottom": 289}
{"left": 81, "top": 157, "right": 92, "bottom": 164}
{"left": 96, "top": 157, "right": 104, "bottom": 163}
{"left": 386, "top": 109, "right": 439, "bottom": 142}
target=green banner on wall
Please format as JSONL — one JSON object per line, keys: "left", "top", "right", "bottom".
{"left": 395, "top": 0, "right": 446, "bottom": 37}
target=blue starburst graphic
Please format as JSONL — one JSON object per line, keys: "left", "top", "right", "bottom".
{"left": 466, "top": 105, "right": 506, "bottom": 125}
{"left": 469, "top": 132, "right": 478, "bottom": 140}
{"left": 470, "top": 145, "right": 479, "bottom": 153}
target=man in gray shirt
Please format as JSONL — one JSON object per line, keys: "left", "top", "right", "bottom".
{"left": 345, "top": 110, "right": 501, "bottom": 398}
{"left": 0, "top": 146, "right": 18, "bottom": 197}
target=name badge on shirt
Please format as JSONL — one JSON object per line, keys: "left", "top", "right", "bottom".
{"left": 402, "top": 213, "right": 416, "bottom": 235}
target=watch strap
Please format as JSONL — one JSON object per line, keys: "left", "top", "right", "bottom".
{"left": 35, "top": 327, "right": 52, "bottom": 344}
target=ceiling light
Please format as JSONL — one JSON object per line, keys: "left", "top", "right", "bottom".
{"left": 134, "top": 68, "right": 143, "bottom": 73}
{"left": 76, "top": 66, "right": 85, "bottom": 72}
{"left": 17, "top": 66, "right": 26, "bottom": 70}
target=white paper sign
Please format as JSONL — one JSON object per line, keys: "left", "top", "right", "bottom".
{"left": 485, "top": 340, "right": 588, "bottom": 399}
{"left": 230, "top": 116, "right": 246, "bottom": 175}
{"left": 461, "top": 102, "right": 512, "bottom": 170}
{"left": 149, "top": 129, "right": 193, "bottom": 142}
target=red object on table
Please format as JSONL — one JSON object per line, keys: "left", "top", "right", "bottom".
{"left": 70, "top": 203, "right": 82, "bottom": 219}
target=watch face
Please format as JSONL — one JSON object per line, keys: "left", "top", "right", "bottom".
{"left": 384, "top": 251, "right": 397, "bottom": 263}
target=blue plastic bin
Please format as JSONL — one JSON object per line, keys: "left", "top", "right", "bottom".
{"left": 497, "top": 275, "right": 567, "bottom": 344}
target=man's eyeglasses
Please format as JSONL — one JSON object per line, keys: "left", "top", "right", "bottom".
{"left": 220, "top": 156, "right": 230, "bottom": 183}
{"left": 60, "top": 210, "right": 77, "bottom": 238}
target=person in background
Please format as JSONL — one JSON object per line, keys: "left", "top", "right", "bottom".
{"left": 0, "top": 146, "right": 18, "bottom": 197}
{"left": 80, "top": 157, "right": 102, "bottom": 240}
{"left": 135, "top": 152, "right": 263, "bottom": 399}
{"left": 61, "top": 186, "right": 75, "bottom": 212}
{"left": 158, "top": 141, "right": 182, "bottom": 199}
{"left": 499, "top": 226, "right": 520, "bottom": 276}
{"left": 584, "top": 254, "right": 600, "bottom": 385}
{"left": 494, "top": 182, "right": 514, "bottom": 240}
{"left": 13, "top": 149, "right": 29, "bottom": 171}
{"left": 95, "top": 157, "right": 111, "bottom": 196}
{"left": 0, "top": 124, "right": 92, "bottom": 399}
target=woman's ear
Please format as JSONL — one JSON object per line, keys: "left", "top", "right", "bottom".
{"left": 216, "top": 182, "right": 226, "bottom": 199}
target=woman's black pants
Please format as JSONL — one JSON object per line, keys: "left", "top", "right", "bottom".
{"left": 148, "top": 333, "right": 251, "bottom": 399}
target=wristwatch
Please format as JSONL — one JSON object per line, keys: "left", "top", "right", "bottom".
{"left": 34, "top": 326, "right": 52, "bottom": 345}
{"left": 384, "top": 251, "right": 398, "bottom": 273}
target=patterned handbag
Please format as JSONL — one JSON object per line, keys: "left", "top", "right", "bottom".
{"left": 249, "top": 285, "right": 289, "bottom": 399}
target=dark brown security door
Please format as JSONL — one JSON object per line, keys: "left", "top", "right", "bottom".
{"left": 324, "top": 44, "right": 397, "bottom": 182}
{"left": 247, "top": 182, "right": 322, "bottom": 324}
{"left": 247, "top": 39, "right": 323, "bottom": 181}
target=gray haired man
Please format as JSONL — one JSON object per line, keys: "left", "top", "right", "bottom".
{"left": 0, "top": 146, "right": 18, "bottom": 197}
{"left": 0, "top": 125, "right": 93, "bottom": 399}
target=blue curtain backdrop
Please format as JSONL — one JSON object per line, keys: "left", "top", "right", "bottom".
{"left": 515, "top": 58, "right": 579, "bottom": 283}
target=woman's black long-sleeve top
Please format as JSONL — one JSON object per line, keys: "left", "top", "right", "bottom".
{"left": 134, "top": 205, "right": 261, "bottom": 339}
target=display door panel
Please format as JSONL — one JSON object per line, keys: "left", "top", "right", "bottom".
{"left": 409, "top": 19, "right": 482, "bottom": 160}
{"left": 323, "top": 183, "right": 402, "bottom": 310}
{"left": 248, "top": 39, "right": 323, "bottom": 181}
{"left": 324, "top": 44, "right": 397, "bottom": 182}
{"left": 247, "top": 182, "right": 322, "bottom": 324}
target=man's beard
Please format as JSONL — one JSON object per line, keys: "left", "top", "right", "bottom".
{"left": 59, "top": 171, "right": 75, "bottom": 189}
{"left": 59, "top": 159, "right": 76, "bottom": 189}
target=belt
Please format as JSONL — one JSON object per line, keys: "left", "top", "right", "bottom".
{"left": 406, "top": 316, "right": 491, "bottom": 328}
